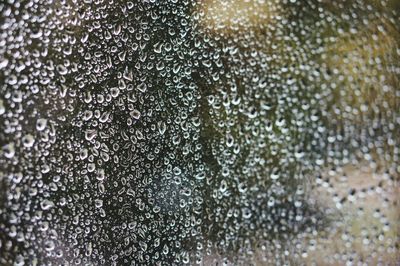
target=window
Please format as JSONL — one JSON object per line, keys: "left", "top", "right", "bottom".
{"left": 1, "top": 0, "right": 399, "bottom": 264}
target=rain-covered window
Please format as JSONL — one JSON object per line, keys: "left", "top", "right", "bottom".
{"left": 0, "top": 0, "right": 399, "bottom": 265}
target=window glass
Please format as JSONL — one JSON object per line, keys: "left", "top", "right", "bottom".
{"left": 0, "top": 0, "right": 399, "bottom": 264}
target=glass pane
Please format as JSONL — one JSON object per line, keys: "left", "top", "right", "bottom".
{"left": 1, "top": 0, "right": 399, "bottom": 264}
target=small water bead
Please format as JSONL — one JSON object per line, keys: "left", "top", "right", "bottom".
{"left": 100, "top": 150, "right": 110, "bottom": 162}
{"left": 22, "top": 134, "right": 35, "bottom": 148}
{"left": 87, "top": 163, "right": 96, "bottom": 172}
{"left": 14, "top": 255, "right": 24, "bottom": 266}
{"left": 3, "top": 143, "right": 15, "bottom": 159}
{"left": 95, "top": 199, "right": 103, "bottom": 208}
{"left": 83, "top": 110, "right": 93, "bottom": 121}
{"left": 40, "top": 199, "right": 55, "bottom": 210}
{"left": 158, "top": 121, "right": 166, "bottom": 135}
{"left": 0, "top": 58, "right": 9, "bottom": 70}
{"left": 137, "top": 83, "right": 147, "bottom": 92}
{"left": 0, "top": 99, "right": 5, "bottom": 115}
{"left": 56, "top": 64, "right": 68, "bottom": 75}
{"left": 226, "top": 133, "right": 234, "bottom": 147}
{"left": 11, "top": 91, "right": 23, "bottom": 103}
{"left": 97, "top": 169, "right": 105, "bottom": 181}
{"left": 271, "top": 171, "right": 280, "bottom": 180}
{"left": 130, "top": 109, "right": 141, "bottom": 120}
{"left": 99, "top": 111, "right": 110, "bottom": 123}
{"left": 85, "top": 129, "right": 97, "bottom": 141}
{"left": 110, "top": 87, "right": 120, "bottom": 97}
{"left": 162, "top": 244, "right": 169, "bottom": 255}
{"left": 219, "top": 180, "right": 228, "bottom": 193}
{"left": 79, "top": 148, "right": 88, "bottom": 160}
{"left": 36, "top": 118, "right": 47, "bottom": 131}
{"left": 44, "top": 240, "right": 55, "bottom": 251}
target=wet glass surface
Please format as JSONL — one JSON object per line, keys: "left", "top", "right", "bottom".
{"left": 0, "top": 0, "right": 399, "bottom": 265}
